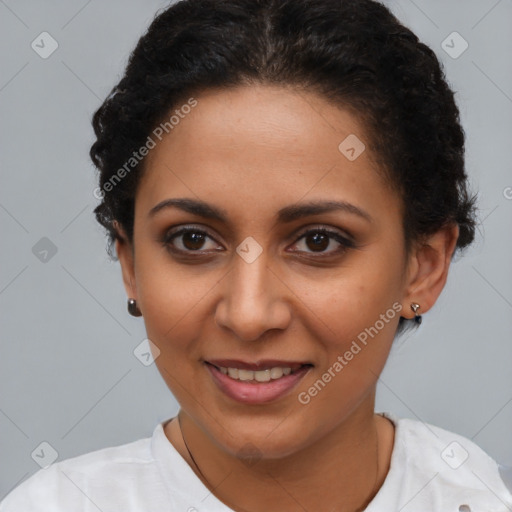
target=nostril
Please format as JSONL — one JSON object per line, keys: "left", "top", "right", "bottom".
{"left": 458, "top": 505, "right": 471, "bottom": 512}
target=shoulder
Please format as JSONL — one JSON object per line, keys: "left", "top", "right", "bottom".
{"left": 378, "top": 412, "right": 512, "bottom": 512}
{"left": 0, "top": 434, "right": 158, "bottom": 511}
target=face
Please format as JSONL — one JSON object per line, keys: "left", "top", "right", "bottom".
{"left": 120, "top": 84, "right": 413, "bottom": 458}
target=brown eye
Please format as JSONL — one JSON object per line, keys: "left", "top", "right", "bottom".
{"left": 181, "top": 231, "right": 207, "bottom": 250}
{"left": 291, "top": 227, "right": 355, "bottom": 255}
{"left": 304, "top": 232, "right": 329, "bottom": 252}
{"left": 163, "top": 227, "right": 221, "bottom": 253}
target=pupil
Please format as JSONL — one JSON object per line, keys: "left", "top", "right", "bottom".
{"left": 307, "top": 233, "right": 328, "bottom": 252}
{"left": 184, "top": 232, "right": 205, "bottom": 250}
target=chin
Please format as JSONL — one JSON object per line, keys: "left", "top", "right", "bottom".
{"left": 208, "top": 418, "right": 315, "bottom": 461}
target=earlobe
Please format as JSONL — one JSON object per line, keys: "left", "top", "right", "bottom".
{"left": 402, "top": 223, "right": 459, "bottom": 320}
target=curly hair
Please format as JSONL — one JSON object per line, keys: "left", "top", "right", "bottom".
{"left": 89, "top": 0, "right": 478, "bottom": 334}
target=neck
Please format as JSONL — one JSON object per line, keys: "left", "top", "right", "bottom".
{"left": 166, "top": 396, "right": 394, "bottom": 512}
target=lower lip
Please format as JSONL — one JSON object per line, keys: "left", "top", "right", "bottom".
{"left": 205, "top": 363, "right": 311, "bottom": 405}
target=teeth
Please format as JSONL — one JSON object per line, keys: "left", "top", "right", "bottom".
{"left": 218, "top": 365, "right": 297, "bottom": 382}
{"left": 238, "top": 369, "right": 254, "bottom": 381}
{"left": 270, "top": 367, "right": 283, "bottom": 379}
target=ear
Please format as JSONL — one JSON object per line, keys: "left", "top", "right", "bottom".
{"left": 401, "top": 223, "right": 459, "bottom": 320}
{"left": 114, "top": 222, "right": 137, "bottom": 301}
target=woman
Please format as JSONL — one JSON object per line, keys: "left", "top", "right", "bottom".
{"left": 2, "top": 0, "right": 511, "bottom": 510}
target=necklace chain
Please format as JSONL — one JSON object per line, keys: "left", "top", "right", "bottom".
{"left": 177, "top": 414, "right": 380, "bottom": 512}
{"left": 178, "top": 414, "right": 209, "bottom": 483}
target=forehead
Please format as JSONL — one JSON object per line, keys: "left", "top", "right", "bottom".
{"left": 137, "top": 84, "right": 400, "bottom": 225}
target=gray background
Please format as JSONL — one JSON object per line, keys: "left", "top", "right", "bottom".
{"left": 1, "top": 0, "right": 511, "bottom": 500}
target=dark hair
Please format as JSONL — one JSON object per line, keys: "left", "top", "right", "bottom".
{"left": 89, "top": 0, "right": 477, "bottom": 335}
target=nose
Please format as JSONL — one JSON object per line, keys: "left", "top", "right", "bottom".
{"left": 214, "top": 249, "right": 292, "bottom": 342}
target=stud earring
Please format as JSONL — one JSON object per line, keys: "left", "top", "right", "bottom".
{"left": 410, "top": 302, "right": 422, "bottom": 325}
{"left": 127, "top": 298, "right": 142, "bottom": 317}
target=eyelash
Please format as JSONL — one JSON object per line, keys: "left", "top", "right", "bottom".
{"left": 161, "top": 224, "right": 356, "bottom": 258}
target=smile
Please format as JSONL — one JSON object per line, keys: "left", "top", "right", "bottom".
{"left": 217, "top": 366, "right": 294, "bottom": 382}
{"left": 205, "top": 360, "right": 313, "bottom": 404}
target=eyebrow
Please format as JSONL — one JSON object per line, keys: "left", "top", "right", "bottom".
{"left": 148, "top": 198, "right": 373, "bottom": 224}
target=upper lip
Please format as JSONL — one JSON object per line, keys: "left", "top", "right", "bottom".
{"left": 206, "top": 359, "right": 312, "bottom": 371}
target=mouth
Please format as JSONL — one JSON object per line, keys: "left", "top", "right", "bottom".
{"left": 204, "top": 359, "right": 313, "bottom": 404}
{"left": 206, "top": 360, "right": 310, "bottom": 382}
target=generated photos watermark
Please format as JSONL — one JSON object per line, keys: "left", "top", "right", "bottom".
{"left": 93, "top": 97, "right": 198, "bottom": 200}
{"left": 298, "top": 301, "right": 403, "bottom": 404}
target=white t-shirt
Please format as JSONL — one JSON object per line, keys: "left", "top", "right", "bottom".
{"left": 1, "top": 412, "right": 511, "bottom": 511}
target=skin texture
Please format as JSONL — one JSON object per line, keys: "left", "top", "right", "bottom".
{"left": 116, "top": 84, "right": 459, "bottom": 511}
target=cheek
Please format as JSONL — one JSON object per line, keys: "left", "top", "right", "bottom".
{"left": 295, "top": 295, "right": 398, "bottom": 422}
{"left": 134, "top": 245, "right": 216, "bottom": 338}
{"left": 294, "top": 261, "right": 401, "bottom": 344}
{"left": 291, "top": 261, "right": 402, "bottom": 402}
{"left": 137, "top": 262, "right": 209, "bottom": 397}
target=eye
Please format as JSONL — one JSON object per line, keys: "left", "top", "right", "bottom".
{"left": 162, "top": 226, "right": 222, "bottom": 253}
{"left": 289, "top": 226, "right": 355, "bottom": 256}
{"left": 162, "top": 224, "right": 355, "bottom": 257}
